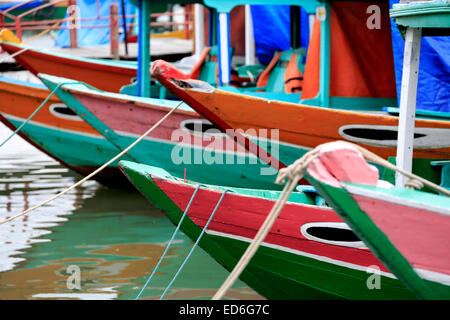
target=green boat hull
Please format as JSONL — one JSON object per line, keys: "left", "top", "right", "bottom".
{"left": 119, "top": 161, "right": 416, "bottom": 300}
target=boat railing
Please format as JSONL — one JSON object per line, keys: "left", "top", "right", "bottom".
{"left": 0, "top": 0, "right": 193, "bottom": 47}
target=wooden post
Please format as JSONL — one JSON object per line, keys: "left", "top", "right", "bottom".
{"left": 185, "top": 4, "right": 191, "bottom": 39}
{"left": 244, "top": 5, "right": 255, "bottom": 65}
{"left": 110, "top": 2, "right": 119, "bottom": 60}
{"left": 395, "top": 27, "right": 422, "bottom": 187}
{"left": 194, "top": 4, "right": 205, "bottom": 59}
{"left": 15, "top": 17, "right": 22, "bottom": 41}
{"left": 68, "top": 0, "right": 78, "bottom": 48}
{"left": 218, "top": 12, "right": 230, "bottom": 86}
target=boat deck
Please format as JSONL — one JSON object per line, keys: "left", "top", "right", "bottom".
{"left": 0, "top": 34, "right": 193, "bottom": 69}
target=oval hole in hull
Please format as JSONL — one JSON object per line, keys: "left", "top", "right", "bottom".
{"left": 180, "top": 119, "right": 224, "bottom": 137}
{"left": 49, "top": 104, "right": 82, "bottom": 121}
{"left": 300, "top": 222, "right": 367, "bottom": 249}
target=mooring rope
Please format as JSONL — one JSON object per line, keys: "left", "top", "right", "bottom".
{"left": 0, "top": 99, "right": 183, "bottom": 225}
{"left": 212, "top": 141, "right": 449, "bottom": 300}
{"left": 0, "top": 81, "right": 80, "bottom": 148}
{"left": 136, "top": 184, "right": 205, "bottom": 300}
{"left": 211, "top": 148, "right": 318, "bottom": 300}
{"left": 159, "top": 189, "right": 232, "bottom": 300}
{"left": 135, "top": 185, "right": 231, "bottom": 300}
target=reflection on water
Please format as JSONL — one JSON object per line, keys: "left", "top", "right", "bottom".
{"left": 0, "top": 123, "right": 262, "bottom": 300}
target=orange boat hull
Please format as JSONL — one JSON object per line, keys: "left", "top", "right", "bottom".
{"left": 0, "top": 77, "right": 132, "bottom": 188}
{"left": 151, "top": 65, "right": 450, "bottom": 161}
{"left": 1, "top": 42, "right": 136, "bottom": 93}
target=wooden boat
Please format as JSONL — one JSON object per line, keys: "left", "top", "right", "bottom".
{"left": 0, "top": 40, "right": 250, "bottom": 97}
{"left": 118, "top": 159, "right": 416, "bottom": 299}
{"left": 150, "top": 1, "right": 450, "bottom": 183}
{"left": 0, "top": 75, "right": 134, "bottom": 188}
{"left": 40, "top": 73, "right": 296, "bottom": 190}
{"left": 0, "top": 41, "right": 138, "bottom": 93}
{"left": 151, "top": 60, "right": 450, "bottom": 158}
{"left": 303, "top": 141, "right": 450, "bottom": 299}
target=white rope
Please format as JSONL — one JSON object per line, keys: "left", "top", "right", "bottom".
{"left": 352, "top": 143, "right": 450, "bottom": 197}
{"left": 212, "top": 141, "right": 449, "bottom": 300}
{"left": 0, "top": 100, "right": 183, "bottom": 225}
{"left": 211, "top": 148, "right": 319, "bottom": 300}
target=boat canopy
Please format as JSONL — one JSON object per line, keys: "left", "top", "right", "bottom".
{"left": 300, "top": 0, "right": 397, "bottom": 109}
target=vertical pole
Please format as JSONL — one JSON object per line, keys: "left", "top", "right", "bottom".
{"left": 15, "top": 17, "right": 22, "bottom": 41}
{"left": 319, "top": 3, "right": 330, "bottom": 108}
{"left": 208, "top": 8, "right": 217, "bottom": 46}
{"left": 218, "top": 12, "right": 230, "bottom": 86}
{"left": 290, "top": 6, "right": 301, "bottom": 49}
{"left": 121, "top": 0, "right": 129, "bottom": 56}
{"left": 185, "top": 4, "right": 191, "bottom": 39}
{"left": 308, "top": 14, "right": 314, "bottom": 37}
{"left": 168, "top": 4, "right": 174, "bottom": 32}
{"left": 395, "top": 27, "right": 422, "bottom": 187}
{"left": 96, "top": 0, "right": 100, "bottom": 19}
{"left": 68, "top": 0, "right": 78, "bottom": 48}
{"left": 110, "top": 2, "right": 119, "bottom": 60}
{"left": 137, "top": 0, "right": 151, "bottom": 97}
{"left": 244, "top": 5, "right": 255, "bottom": 65}
{"left": 194, "top": 4, "right": 205, "bottom": 59}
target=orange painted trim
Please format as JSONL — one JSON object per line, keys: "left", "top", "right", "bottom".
{"left": 0, "top": 80, "right": 99, "bottom": 136}
{"left": 173, "top": 85, "right": 450, "bottom": 160}
{"left": 1, "top": 42, "right": 136, "bottom": 93}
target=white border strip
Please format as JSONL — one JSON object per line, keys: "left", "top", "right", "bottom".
{"left": 2, "top": 114, "right": 105, "bottom": 139}
{"left": 344, "top": 184, "right": 450, "bottom": 216}
{"left": 415, "top": 268, "right": 450, "bottom": 287}
{"left": 205, "top": 229, "right": 397, "bottom": 279}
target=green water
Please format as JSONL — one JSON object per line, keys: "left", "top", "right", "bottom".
{"left": 0, "top": 124, "right": 262, "bottom": 300}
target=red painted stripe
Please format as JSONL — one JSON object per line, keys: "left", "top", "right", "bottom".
{"left": 153, "top": 177, "right": 391, "bottom": 272}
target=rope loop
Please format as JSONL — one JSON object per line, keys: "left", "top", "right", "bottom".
{"left": 405, "top": 179, "right": 424, "bottom": 190}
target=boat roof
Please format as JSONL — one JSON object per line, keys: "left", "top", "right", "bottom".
{"left": 390, "top": 0, "right": 450, "bottom": 35}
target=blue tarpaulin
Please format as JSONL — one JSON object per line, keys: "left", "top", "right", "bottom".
{"left": 54, "top": 0, "right": 134, "bottom": 48}
{"left": 250, "top": 5, "right": 310, "bottom": 65}
{"left": 0, "top": 1, "right": 43, "bottom": 11}
{"left": 390, "top": 0, "right": 449, "bottom": 113}
{"left": 251, "top": 2, "right": 449, "bottom": 113}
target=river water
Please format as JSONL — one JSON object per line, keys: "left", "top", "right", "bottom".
{"left": 0, "top": 123, "right": 262, "bottom": 300}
